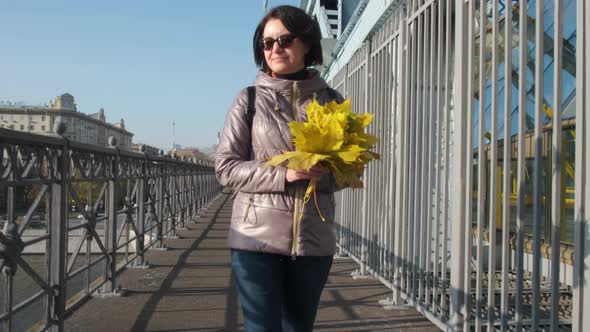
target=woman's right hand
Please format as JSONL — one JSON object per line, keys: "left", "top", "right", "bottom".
{"left": 285, "top": 166, "right": 326, "bottom": 183}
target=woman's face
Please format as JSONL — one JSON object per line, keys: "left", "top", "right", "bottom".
{"left": 262, "top": 19, "right": 309, "bottom": 74}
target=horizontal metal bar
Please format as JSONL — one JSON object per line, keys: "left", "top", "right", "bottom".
{"left": 467, "top": 318, "right": 572, "bottom": 328}
{"left": 116, "top": 236, "right": 138, "bottom": 251}
{"left": 22, "top": 233, "right": 51, "bottom": 247}
{"left": 336, "top": 243, "right": 364, "bottom": 267}
{"left": 370, "top": 31, "right": 401, "bottom": 57}
{"left": 144, "top": 238, "right": 159, "bottom": 251}
{"left": 347, "top": 60, "right": 368, "bottom": 77}
{"left": 67, "top": 255, "right": 107, "bottom": 280}
{"left": 0, "top": 128, "right": 67, "bottom": 146}
{"left": 14, "top": 255, "right": 51, "bottom": 292}
{"left": 0, "top": 289, "right": 46, "bottom": 322}
{"left": 144, "top": 223, "right": 159, "bottom": 234}
{"left": 65, "top": 253, "right": 140, "bottom": 315}
{"left": 407, "top": 0, "right": 435, "bottom": 23}
{"left": 116, "top": 253, "right": 138, "bottom": 272}
{"left": 67, "top": 223, "right": 87, "bottom": 232}
{"left": 65, "top": 276, "right": 106, "bottom": 315}
{"left": 3, "top": 179, "right": 54, "bottom": 186}
{"left": 68, "top": 141, "right": 121, "bottom": 155}
{"left": 68, "top": 178, "right": 109, "bottom": 183}
{"left": 400, "top": 293, "right": 449, "bottom": 331}
{"left": 0, "top": 133, "right": 213, "bottom": 169}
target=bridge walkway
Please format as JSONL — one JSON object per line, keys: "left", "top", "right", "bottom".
{"left": 65, "top": 194, "right": 438, "bottom": 332}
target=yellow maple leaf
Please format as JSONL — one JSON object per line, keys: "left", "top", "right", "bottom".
{"left": 265, "top": 97, "right": 380, "bottom": 220}
{"left": 265, "top": 151, "right": 330, "bottom": 171}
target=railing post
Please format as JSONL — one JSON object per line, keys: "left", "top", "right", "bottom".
{"left": 194, "top": 164, "right": 201, "bottom": 216}
{"left": 188, "top": 168, "right": 194, "bottom": 219}
{"left": 338, "top": 64, "right": 349, "bottom": 258}
{"left": 2, "top": 149, "right": 16, "bottom": 332}
{"left": 188, "top": 167, "right": 193, "bottom": 220}
{"left": 188, "top": 166, "right": 194, "bottom": 222}
{"left": 184, "top": 167, "right": 188, "bottom": 225}
{"left": 392, "top": 18, "right": 407, "bottom": 306}
{"left": 197, "top": 165, "right": 203, "bottom": 215}
{"left": 355, "top": 41, "right": 371, "bottom": 279}
{"left": 155, "top": 161, "right": 165, "bottom": 249}
{"left": 200, "top": 165, "right": 206, "bottom": 213}
{"left": 195, "top": 163, "right": 202, "bottom": 218}
{"left": 205, "top": 166, "right": 211, "bottom": 204}
{"left": 169, "top": 165, "right": 177, "bottom": 237}
{"left": 203, "top": 164, "right": 210, "bottom": 212}
{"left": 104, "top": 138, "right": 119, "bottom": 293}
{"left": 48, "top": 139, "right": 68, "bottom": 332}
{"left": 210, "top": 166, "right": 214, "bottom": 200}
{"left": 179, "top": 167, "right": 185, "bottom": 229}
{"left": 573, "top": 0, "right": 590, "bottom": 330}
{"left": 449, "top": 0, "right": 468, "bottom": 330}
{"left": 134, "top": 155, "right": 147, "bottom": 266}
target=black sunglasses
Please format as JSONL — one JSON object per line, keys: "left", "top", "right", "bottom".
{"left": 260, "top": 34, "right": 296, "bottom": 51}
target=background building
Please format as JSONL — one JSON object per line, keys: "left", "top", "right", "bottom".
{"left": 0, "top": 93, "right": 133, "bottom": 149}
{"left": 300, "top": 0, "right": 366, "bottom": 72}
{"left": 168, "top": 147, "right": 212, "bottom": 162}
{"left": 132, "top": 143, "right": 160, "bottom": 156}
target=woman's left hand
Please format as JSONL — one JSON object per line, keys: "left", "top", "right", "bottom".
{"left": 285, "top": 165, "right": 327, "bottom": 183}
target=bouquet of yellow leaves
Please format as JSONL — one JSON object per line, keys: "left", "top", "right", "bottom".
{"left": 265, "top": 98, "right": 380, "bottom": 221}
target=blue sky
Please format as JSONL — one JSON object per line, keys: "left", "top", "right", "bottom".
{"left": 0, "top": 0, "right": 300, "bottom": 150}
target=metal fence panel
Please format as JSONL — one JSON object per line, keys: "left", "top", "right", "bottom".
{"left": 0, "top": 130, "right": 220, "bottom": 331}
{"left": 331, "top": 0, "right": 586, "bottom": 330}
{"left": 573, "top": 1, "right": 590, "bottom": 331}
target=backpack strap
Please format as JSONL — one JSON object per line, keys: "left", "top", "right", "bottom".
{"left": 326, "top": 87, "right": 339, "bottom": 101}
{"left": 246, "top": 86, "right": 256, "bottom": 130}
{"left": 246, "top": 86, "right": 256, "bottom": 160}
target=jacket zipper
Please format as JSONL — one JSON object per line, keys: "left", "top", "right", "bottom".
{"left": 291, "top": 81, "right": 301, "bottom": 260}
{"left": 292, "top": 186, "right": 302, "bottom": 259}
{"left": 243, "top": 196, "right": 254, "bottom": 224}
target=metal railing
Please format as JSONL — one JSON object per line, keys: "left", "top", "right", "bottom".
{"left": 329, "top": 0, "right": 589, "bottom": 330}
{"left": 0, "top": 126, "right": 221, "bottom": 331}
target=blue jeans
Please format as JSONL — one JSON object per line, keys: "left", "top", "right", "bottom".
{"left": 230, "top": 249, "right": 333, "bottom": 332}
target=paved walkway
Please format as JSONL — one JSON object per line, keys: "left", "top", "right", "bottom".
{"left": 65, "top": 194, "right": 439, "bottom": 331}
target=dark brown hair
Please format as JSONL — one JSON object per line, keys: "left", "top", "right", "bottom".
{"left": 253, "top": 5, "right": 323, "bottom": 72}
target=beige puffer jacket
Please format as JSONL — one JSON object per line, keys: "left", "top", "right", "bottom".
{"left": 215, "top": 70, "right": 343, "bottom": 257}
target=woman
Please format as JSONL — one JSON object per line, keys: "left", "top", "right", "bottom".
{"left": 215, "top": 5, "right": 343, "bottom": 332}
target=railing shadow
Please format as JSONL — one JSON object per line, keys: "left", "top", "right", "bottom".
{"left": 129, "top": 194, "right": 232, "bottom": 331}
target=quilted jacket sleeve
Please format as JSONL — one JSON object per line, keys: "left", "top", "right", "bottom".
{"left": 215, "top": 88, "right": 287, "bottom": 193}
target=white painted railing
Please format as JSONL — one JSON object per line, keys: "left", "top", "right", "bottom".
{"left": 329, "top": 1, "right": 588, "bottom": 330}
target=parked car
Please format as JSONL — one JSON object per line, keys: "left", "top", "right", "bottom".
{"left": 0, "top": 215, "right": 7, "bottom": 230}
{"left": 29, "top": 214, "right": 47, "bottom": 228}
